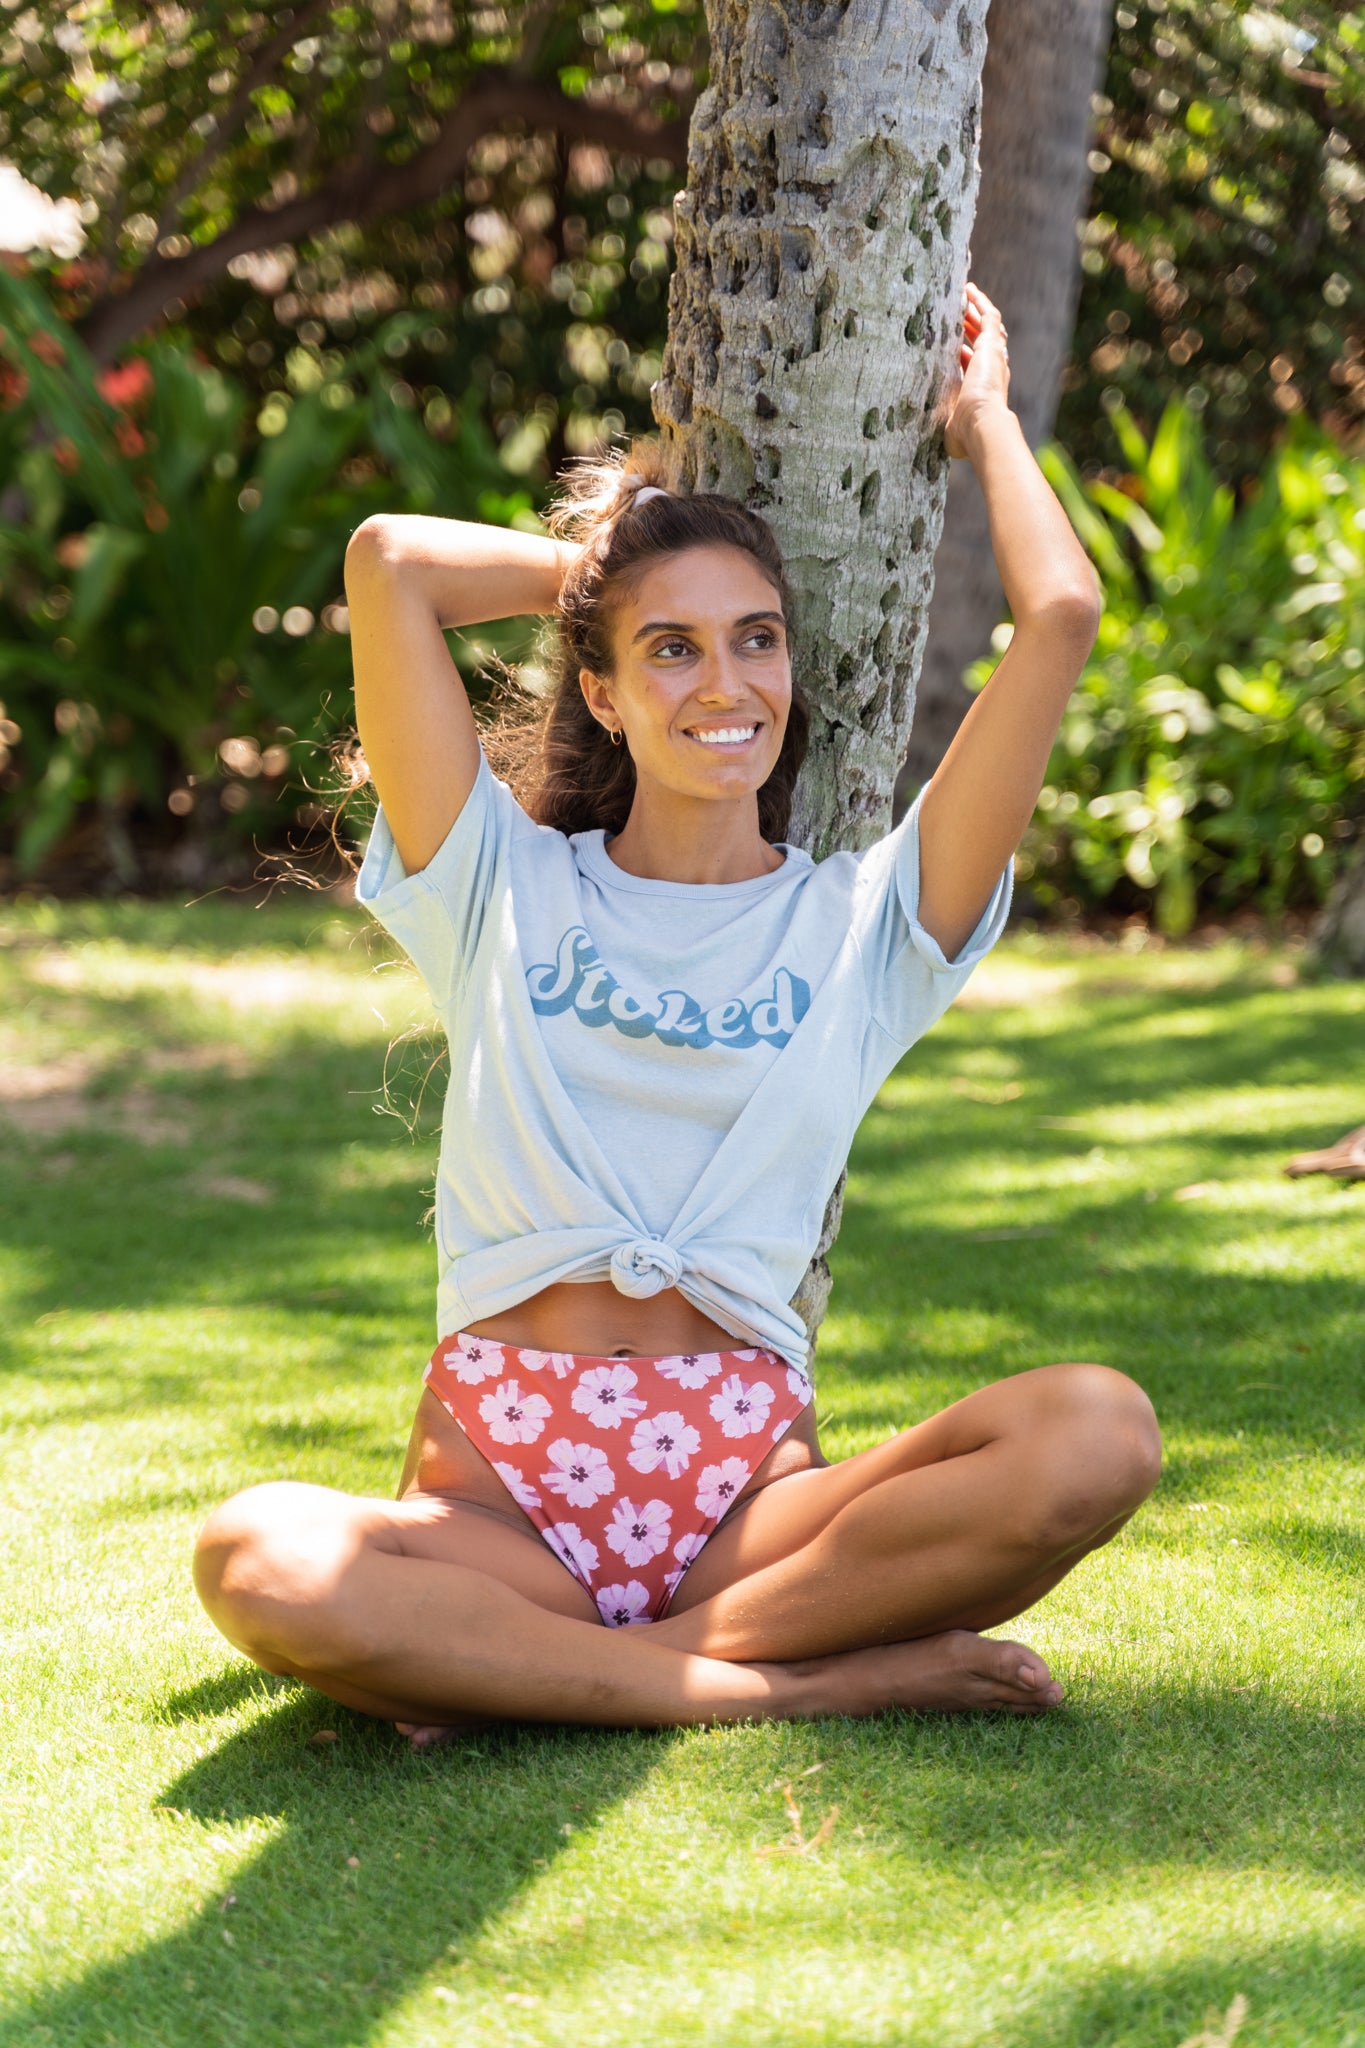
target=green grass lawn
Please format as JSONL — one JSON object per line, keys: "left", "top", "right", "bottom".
{"left": 1, "top": 897, "right": 1362, "bottom": 2048}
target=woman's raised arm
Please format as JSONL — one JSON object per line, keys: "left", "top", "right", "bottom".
{"left": 915, "top": 286, "right": 1102, "bottom": 961}
{"left": 344, "top": 514, "right": 576, "bottom": 875}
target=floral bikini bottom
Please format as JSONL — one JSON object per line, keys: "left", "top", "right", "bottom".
{"left": 424, "top": 1332, "right": 814, "bottom": 1627}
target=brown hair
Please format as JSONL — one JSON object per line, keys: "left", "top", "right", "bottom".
{"left": 481, "top": 440, "right": 809, "bottom": 842}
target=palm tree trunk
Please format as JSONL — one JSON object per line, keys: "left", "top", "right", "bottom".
{"left": 1313, "top": 842, "right": 1365, "bottom": 977}
{"left": 898, "top": 0, "right": 1117, "bottom": 798}
{"left": 652, "top": 0, "right": 992, "bottom": 1337}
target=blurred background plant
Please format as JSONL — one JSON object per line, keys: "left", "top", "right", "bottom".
{"left": 971, "top": 393, "right": 1365, "bottom": 935}
{"left": 0, "top": 0, "right": 1360, "bottom": 907}
{"left": 0, "top": 266, "right": 525, "bottom": 886}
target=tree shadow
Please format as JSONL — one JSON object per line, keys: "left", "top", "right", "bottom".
{"left": 7, "top": 1681, "right": 1365, "bottom": 2048}
{"left": 2, "top": 1687, "right": 664, "bottom": 2048}
{"left": 828, "top": 1181, "right": 1363, "bottom": 1449}
{"left": 1003, "top": 1935, "right": 1365, "bottom": 2048}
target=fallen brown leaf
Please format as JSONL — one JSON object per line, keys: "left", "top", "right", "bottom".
{"left": 1176, "top": 1992, "right": 1248, "bottom": 2048}
{"left": 754, "top": 1780, "right": 841, "bottom": 1858}
{"left": 307, "top": 1729, "right": 339, "bottom": 1748}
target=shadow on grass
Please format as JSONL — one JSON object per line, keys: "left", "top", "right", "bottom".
{"left": 2, "top": 1687, "right": 664, "bottom": 2048}
{"left": 6, "top": 1681, "right": 1365, "bottom": 2048}
{"left": 1004, "top": 1936, "right": 1365, "bottom": 2048}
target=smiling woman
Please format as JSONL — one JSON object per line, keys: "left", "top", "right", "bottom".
{"left": 192, "top": 285, "right": 1161, "bottom": 1745}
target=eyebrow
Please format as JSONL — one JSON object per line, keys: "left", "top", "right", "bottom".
{"left": 630, "top": 610, "right": 786, "bottom": 646}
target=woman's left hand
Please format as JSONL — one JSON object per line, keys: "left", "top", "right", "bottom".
{"left": 944, "top": 281, "right": 1012, "bottom": 459}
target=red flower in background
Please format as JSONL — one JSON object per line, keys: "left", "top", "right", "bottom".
{"left": 0, "top": 359, "right": 28, "bottom": 410}
{"left": 52, "top": 437, "right": 79, "bottom": 474}
{"left": 114, "top": 417, "right": 145, "bottom": 458}
{"left": 28, "top": 329, "right": 66, "bottom": 367}
{"left": 97, "top": 357, "right": 153, "bottom": 411}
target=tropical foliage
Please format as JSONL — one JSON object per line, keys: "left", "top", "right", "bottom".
{"left": 0, "top": 266, "right": 521, "bottom": 883}
{"left": 0, "top": 2, "right": 1358, "bottom": 491}
{"left": 991, "top": 395, "right": 1365, "bottom": 933}
{"left": 0, "top": 2, "right": 1361, "bottom": 905}
{"left": 1061, "top": 0, "right": 1365, "bottom": 476}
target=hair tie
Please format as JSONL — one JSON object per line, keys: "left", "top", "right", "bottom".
{"left": 630, "top": 485, "right": 669, "bottom": 507}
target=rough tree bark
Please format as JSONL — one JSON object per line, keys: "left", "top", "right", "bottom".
{"left": 898, "top": 0, "right": 1116, "bottom": 798}
{"left": 1312, "top": 842, "right": 1365, "bottom": 977}
{"left": 652, "top": 0, "right": 991, "bottom": 1338}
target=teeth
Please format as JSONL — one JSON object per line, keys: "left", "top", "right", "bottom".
{"left": 691, "top": 726, "right": 758, "bottom": 745}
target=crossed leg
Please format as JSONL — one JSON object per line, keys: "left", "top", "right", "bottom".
{"left": 193, "top": 1362, "right": 1160, "bottom": 1732}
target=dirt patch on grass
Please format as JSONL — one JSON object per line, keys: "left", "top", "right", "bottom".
{"left": 190, "top": 1174, "right": 275, "bottom": 1205}
{"left": 0, "top": 1081, "right": 194, "bottom": 1143}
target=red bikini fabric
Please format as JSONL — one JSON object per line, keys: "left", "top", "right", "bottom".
{"left": 424, "top": 1333, "right": 814, "bottom": 1624}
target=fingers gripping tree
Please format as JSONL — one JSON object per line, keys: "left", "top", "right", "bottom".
{"left": 652, "top": 0, "right": 990, "bottom": 1334}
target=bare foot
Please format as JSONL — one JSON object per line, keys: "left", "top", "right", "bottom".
{"left": 395, "top": 1717, "right": 494, "bottom": 1751}
{"left": 792, "top": 1628, "right": 1064, "bottom": 1718}
{"left": 1284, "top": 1125, "right": 1365, "bottom": 1181}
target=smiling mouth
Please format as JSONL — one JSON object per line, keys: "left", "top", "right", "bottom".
{"left": 684, "top": 724, "right": 761, "bottom": 748}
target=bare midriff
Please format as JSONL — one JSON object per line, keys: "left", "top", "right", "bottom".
{"left": 398, "top": 1278, "right": 824, "bottom": 1516}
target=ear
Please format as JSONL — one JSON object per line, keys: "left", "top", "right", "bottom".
{"left": 578, "top": 665, "right": 617, "bottom": 735}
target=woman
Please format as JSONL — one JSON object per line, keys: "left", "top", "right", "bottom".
{"left": 195, "top": 283, "right": 1160, "bottom": 1739}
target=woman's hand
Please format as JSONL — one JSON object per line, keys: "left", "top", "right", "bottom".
{"left": 944, "top": 281, "right": 1012, "bottom": 460}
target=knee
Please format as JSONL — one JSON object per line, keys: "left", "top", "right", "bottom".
{"left": 1014, "top": 1363, "right": 1162, "bottom": 1559}
{"left": 193, "top": 1481, "right": 372, "bottom": 1673}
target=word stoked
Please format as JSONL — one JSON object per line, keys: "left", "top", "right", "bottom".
{"left": 526, "top": 925, "right": 811, "bottom": 1051}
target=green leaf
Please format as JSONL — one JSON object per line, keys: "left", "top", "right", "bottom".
{"left": 68, "top": 525, "right": 146, "bottom": 635}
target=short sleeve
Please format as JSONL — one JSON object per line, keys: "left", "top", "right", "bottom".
{"left": 853, "top": 778, "right": 1013, "bottom": 1049}
{"left": 354, "top": 750, "right": 522, "bottom": 1012}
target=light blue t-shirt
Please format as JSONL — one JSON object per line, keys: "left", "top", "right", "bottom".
{"left": 356, "top": 752, "right": 1011, "bottom": 1370}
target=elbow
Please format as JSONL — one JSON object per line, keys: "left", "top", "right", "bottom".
{"left": 1042, "top": 577, "right": 1103, "bottom": 641}
{"left": 345, "top": 513, "right": 409, "bottom": 584}
{"left": 1014, "top": 586, "right": 1102, "bottom": 659}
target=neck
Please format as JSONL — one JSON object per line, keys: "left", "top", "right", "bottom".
{"left": 604, "top": 787, "right": 785, "bottom": 885}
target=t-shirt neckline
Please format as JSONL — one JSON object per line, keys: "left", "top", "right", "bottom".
{"left": 572, "top": 829, "right": 807, "bottom": 901}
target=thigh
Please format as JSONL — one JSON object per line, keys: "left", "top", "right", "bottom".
{"left": 199, "top": 1478, "right": 602, "bottom": 1631}
{"left": 371, "top": 1490, "right": 603, "bottom": 1625}
{"left": 663, "top": 1364, "right": 1086, "bottom": 1616}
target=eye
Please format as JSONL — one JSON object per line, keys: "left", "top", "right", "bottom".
{"left": 653, "top": 636, "right": 691, "bottom": 659}
{"left": 744, "top": 628, "right": 779, "bottom": 651}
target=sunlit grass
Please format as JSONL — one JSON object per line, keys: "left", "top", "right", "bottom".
{"left": 1, "top": 900, "right": 1362, "bottom": 2048}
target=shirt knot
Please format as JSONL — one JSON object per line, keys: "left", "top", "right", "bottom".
{"left": 610, "top": 1236, "right": 684, "bottom": 1298}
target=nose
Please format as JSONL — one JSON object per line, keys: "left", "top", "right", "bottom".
{"left": 695, "top": 646, "right": 747, "bottom": 702}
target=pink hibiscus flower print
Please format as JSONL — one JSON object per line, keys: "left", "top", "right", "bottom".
{"left": 627, "top": 1410, "right": 701, "bottom": 1480}
{"left": 786, "top": 1365, "right": 813, "bottom": 1403}
{"left": 440, "top": 1334, "right": 507, "bottom": 1385}
{"left": 655, "top": 1351, "right": 724, "bottom": 1390}
{"left": 491, "top": 1461, "right": 541, "bottom": 1512}
{"left": 540, "top": 1438, "right": 615, "bottom": 1510}
{"left": 694, "top": 1457, "right": 750, "bottom": 1519}
{"left": 570, "top": 1362, "right": 648, "bottom": 1430}
{"left": 661, "top": 1536, "right": 706, "bottom": 1599}
{"left": 479, "top": 1378, "right": 552, "bottom": 1446}
{"left": 596, "top": 1580, "right": 652, "bottom": 1627}
{"left": 605, "top": 1497, "right": 672, "bottom": 1567}
{"left": 543, "top": 1521, "right": 601, "bottom": 1583}
{"left": 709, "top": 1374, "right": 775, "bottom": 1439}
{"left": 519, "top": 1349, "right": 577, "bottom": 1379}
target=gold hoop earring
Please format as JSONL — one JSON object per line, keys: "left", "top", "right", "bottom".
{"left": 608, "top": 726, "right": 623, "bottom": 747}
